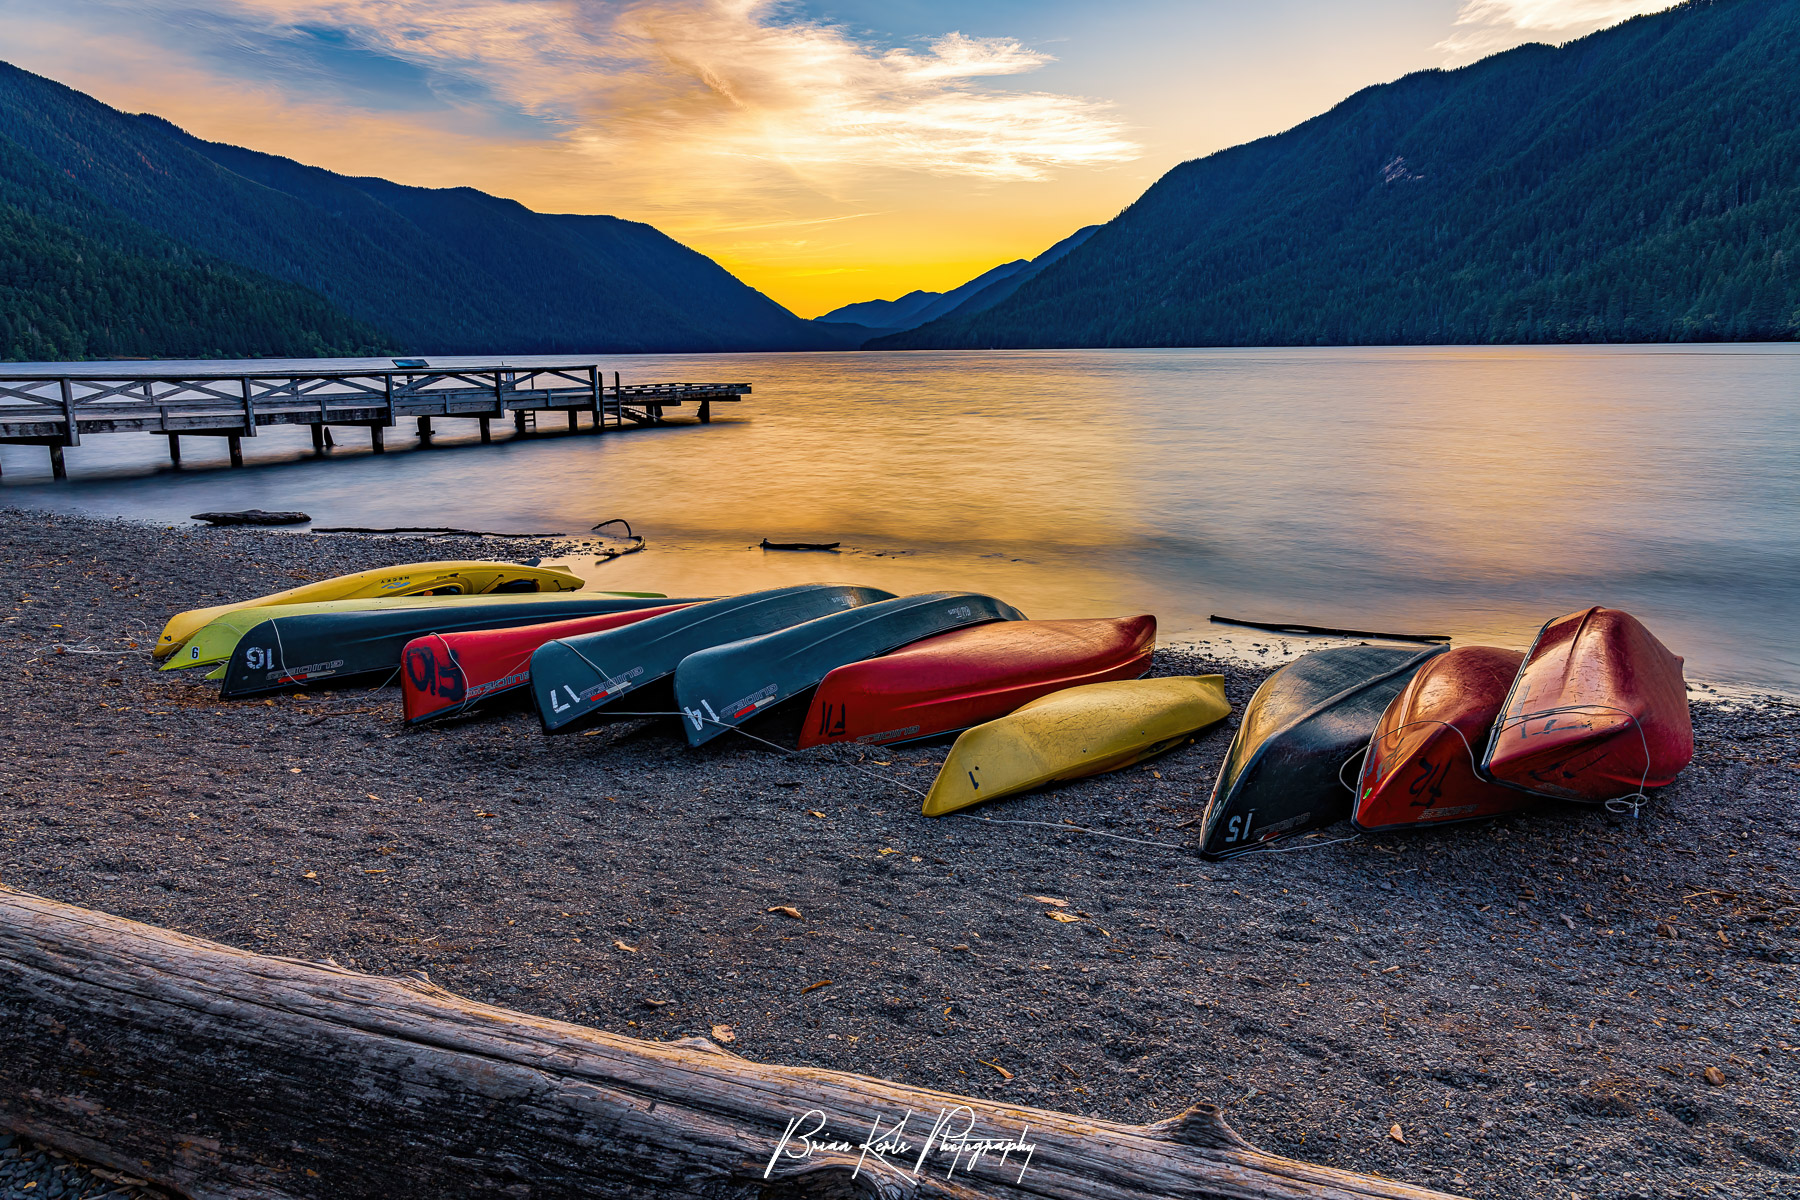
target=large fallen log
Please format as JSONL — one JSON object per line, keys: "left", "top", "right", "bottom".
{"left": 0, "top": 886, "right": 1468, "bottom": 1200}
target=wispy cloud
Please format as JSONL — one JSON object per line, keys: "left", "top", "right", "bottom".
{"left": 1439, "top": 0, "right": 1677, "bottom": 61}
{"left": 589, "top": 1, "right": 1137, "bottom": 184}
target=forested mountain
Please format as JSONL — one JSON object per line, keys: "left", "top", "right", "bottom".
{"left": 817, "top": 226, "right": 1097, "bottom": 339}
{"left": 816, "top": 259, "right": 1029, "bottom": 335}
{"left": 875, "top": 0, "right": 1800, "bottom": 349}
{"left": 0, "top": 63, "right": 841, "bottom": 361}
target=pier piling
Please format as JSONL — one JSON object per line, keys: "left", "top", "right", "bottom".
{"left": 167, "top": 434, "right": 182, "bottom": 467}
{"left": 227, "top": 436, "right": 244, "bottom": 468}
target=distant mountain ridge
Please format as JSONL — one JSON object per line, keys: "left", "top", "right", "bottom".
{"left": 0, "top": 62, "right": 852, "bottom": 360}
{"left": 875, "top": 0, "right": 1800, "bottom": 349}
{"left": 818, "top": 226, "right": 1097, "bottom": 338}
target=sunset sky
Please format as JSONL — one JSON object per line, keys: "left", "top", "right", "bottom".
{"left": 0, "top": 0, "right": 1672, "bottom": 316}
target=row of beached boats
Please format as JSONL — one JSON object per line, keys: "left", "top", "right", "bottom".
{"left": 152, "top": 560, "right": 1693, "bottom": 854}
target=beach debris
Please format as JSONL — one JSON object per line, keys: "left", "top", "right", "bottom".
{"left": 767, "top": 906, "right": 802, "bottom": 919}
{"left": 592, "top": 518, "right": 646, "bottom": 561}
{"left": 190, "top": 510, "right": 311, "bottom": 526}
{"left": 642, "top": 998, "right": 672, "bottom": 1008}
{"left": 800, "top": 980, "right": 832, "bottom": 994}
{"left": 1389, "top": 1124, "right": 1406, "bottom": 1144}
{"left": 1705, "top": 1066, "right": 1727, "bottom": 1086}
{"left": 613, "top": 940, "right": 637, "bottom": 953}
{"left": 1209, "top": 614, "right": 1449, "bottom": 644}
{"left": 1045, "top": 911, "right": 1082, "bottom": 923}
{"left": 759, "top": 538, "right": 840, "bottom": 551}
{"left": 1029, "top": 895, "right": 1070, "bottom": 907}
{"left": 978, "top": 1059, "right": 1013, "bottom": 1080}
{"left": 710, "top": 1024, "right": 735, "bottom": 1043}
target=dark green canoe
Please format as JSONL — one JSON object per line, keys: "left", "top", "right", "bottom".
{"left": 1198, "top": 644, "right": 1446, "bottom": 858}
{"left": 673, "top": 591, "right": 1026, "bottom": 748}
{"left": 531, "top": 584, "right": 895, "bottom": 734}
{"left": 217, "top": 596, "right": 691, "bottom": 698}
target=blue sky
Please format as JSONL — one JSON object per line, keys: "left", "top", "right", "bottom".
{"left": 0, "top": 0, "right": 1674, "bottom": 313}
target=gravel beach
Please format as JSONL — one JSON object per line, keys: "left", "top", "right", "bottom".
{"left": 0, "top": 508, "right": 1796, "bottom": 1200}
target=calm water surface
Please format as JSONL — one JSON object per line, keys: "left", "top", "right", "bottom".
{"left": 5, "top": 346, "right": 1796, "bottom": 689}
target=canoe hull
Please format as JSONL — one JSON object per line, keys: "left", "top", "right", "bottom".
{"left": 218, "top": 597, "right": 687, "bottom": 698}
{"left": 154, "top": 560, "right": 582, "bottom": 659}
{"left": 675, "top": 592, "right": 1026, "bottom": 748}
{"left": 922, "top": 676, "right": 1231, "bottom": 816}
{"left": 164, "top": 591, "right": 644, "bottom": 675}
{"left": 1353, "top": 645, "right": 1531, "bottom": 833}
{"left": 797, "top": 616, "right": 1156, "bottom": 749}
{"left": 531, "top": 585, "right": 896, "bottom": 734}
{"left": 1482, "top": 607, "right": 1692, "bottom": 802}
{"left": 401, "top": 605, "right": 693, "bottom": 724}
{"left": 1200, "top": 644, "right": 1446, "bottom": 858}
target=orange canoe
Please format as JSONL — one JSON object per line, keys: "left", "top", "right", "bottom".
{"left": 1354, "top": 645, "right": 1532, "bottom": 832}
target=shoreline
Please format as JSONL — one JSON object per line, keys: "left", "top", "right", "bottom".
{"left": 1, "top": 509, "right": 1796, "bottom": 1199}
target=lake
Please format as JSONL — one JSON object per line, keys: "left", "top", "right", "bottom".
{"left": 4, "top": 345, "right": 1796, "bottom": 690}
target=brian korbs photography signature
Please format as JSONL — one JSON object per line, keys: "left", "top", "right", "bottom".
{"left": 765, "top": 1105, "right": 1038, "bottom": 1183}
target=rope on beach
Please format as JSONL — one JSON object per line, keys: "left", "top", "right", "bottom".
{"left": 589, "top": 707, "right": 1195, "bottom": 851}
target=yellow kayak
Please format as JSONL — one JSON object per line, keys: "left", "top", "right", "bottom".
{"left": 921, "top": 676, "right": 1231, "bottom": 817}
{"left": 154, "top": 561, "right": 584, "bottom": 660}
{"left": 161, "top": 591, "right": 663, "bottom": 676}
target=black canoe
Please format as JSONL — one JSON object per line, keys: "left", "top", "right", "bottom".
{"left": 531, "top": 585, "right": 895, "bottom": 734}
{"left": 673, "top": 591, "right": 1026, "bottom": 748}
{"left": 1198, "top": 644, "right": 1447, "bottom": 858}
{"left": 217, "top": 596, "right": 692, "bottom": 698}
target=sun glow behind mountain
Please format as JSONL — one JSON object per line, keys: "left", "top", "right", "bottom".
{"left": 0, "top": 0, "right": 1688, "bottom": 315}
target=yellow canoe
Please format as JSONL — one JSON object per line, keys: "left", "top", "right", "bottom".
{"left": 921, "top": 676, "right": 1231, "bottom": 817}
{"left": 153, "top": 561, "right": 583, "bottom": 660}
{"left": 161, "top": 591, "right": 662, "bottom": 675}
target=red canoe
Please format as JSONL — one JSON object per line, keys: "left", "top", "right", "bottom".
{"left": 796, "top": 616, "right": 1156, "bottom": 749}
{"left": 1482, "top": 606, "right": 1693, "bottom": 803}
{"left": 402, "top": 604, "right": 691, "bottom": 724}
{"left": 1354, "top": 645, "right": 1531, "bottom": 832}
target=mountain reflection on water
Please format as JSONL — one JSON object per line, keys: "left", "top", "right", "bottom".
{"left": 5, "top": 345, "right": 1796, "bottom": 690}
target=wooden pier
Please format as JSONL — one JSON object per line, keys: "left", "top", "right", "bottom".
{"left": 0, "top": 362, "right": 749, "bottom": 479}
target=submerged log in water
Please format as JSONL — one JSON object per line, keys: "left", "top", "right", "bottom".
{"left": 0, "top": 886, "right": 1466, "bottom": 1200}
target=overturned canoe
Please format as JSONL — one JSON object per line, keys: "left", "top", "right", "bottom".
{"left": 154, "top": 560, "right": 583, "bottom": 660}
{"left": 217, "top": 596, "right": 689, "bottom": 698}
{"left": 532, "top": 585, "right": 895, "bottom": 734}
{"left": 921, "top": 676, "right": 1230, "bottom": 816}
{"left": 674, "top": 592, "right": 1026, "bottom": 748}
{"left": 798, "top": 616, "right": 1156, "bottom": 749}
{"left": 1199, "top": 644, "right": 1446, "bottom": 858}
{"left": 1483, "top": 606, "right": 1693, "bottom": 803}
{"left": 401, "top": 604, "right": 695, "bottom": 724}
{"left": 163, "top": 592, "right": 662, "bottom": 677}
{"left": 1353, "top": 645, "right": 1532, "bottom": 833}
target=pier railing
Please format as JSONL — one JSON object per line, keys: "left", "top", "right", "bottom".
{"left": 0, "top": 363, "right": 750, "bottom": 478}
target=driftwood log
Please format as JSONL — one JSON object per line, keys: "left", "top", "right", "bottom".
{"left": 0, "top": 887, "right": 1468, "bottom": 1200}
